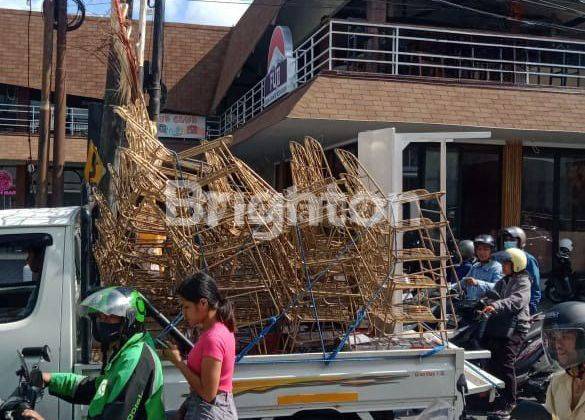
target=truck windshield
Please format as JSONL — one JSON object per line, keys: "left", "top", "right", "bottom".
{"left": 0, "top": 233, "right": 52, "bottom": 323}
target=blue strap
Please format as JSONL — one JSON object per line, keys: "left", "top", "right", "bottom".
{"left": 421, "top": 345, "right": 445, "bottom": 358}
{"left": 236, "top": 316, "right": 279, "bottom": 363}
{"left": 295, "top": 224, "right": 326, "bottom": 357}
{"left": 325, "top": 307, "right": 368, "bottom": 364}
{"left": 236, "top": 229, "right": 367, "bottom": 363}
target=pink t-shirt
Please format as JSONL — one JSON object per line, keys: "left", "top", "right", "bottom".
{"left": 186, "top": 321, "right": 236, "bottom": 393}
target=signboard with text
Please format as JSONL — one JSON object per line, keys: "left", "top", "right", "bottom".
{"left": 264, "top": 26, "right": 297, "bottom": 106}
{"left": 158, "top": 113, "right": 206, "bottom": 139}
{"left": 0, "top": 169, "right": 16, "bottom": 196}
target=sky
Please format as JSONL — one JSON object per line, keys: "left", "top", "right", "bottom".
{"left": 0, "top": 0, "right": 252, "bottom": 26}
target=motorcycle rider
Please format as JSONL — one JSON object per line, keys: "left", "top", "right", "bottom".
{"left": 449, "top": 239, "right": 476, "bottom": 284}
{"left": 31, "top": 287, "right": 165, "bottom": 419}
{"left": 543, "top": 301, "right": 585, "bottom": 419}
{"left": 481, "top": 248, "right": 531, "bottom": 419}
{"left": 501, "top": 226, "right": 541, "bottom": 314}
{"left": 463, "top": 234, "right": 503, "bottom": 300}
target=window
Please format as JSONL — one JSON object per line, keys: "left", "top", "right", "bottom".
{"left": 0, "top": 233, "right": 52, "bottom": 323}
{"left": 522, "top": 153, "right": 554, "bottom": 273}
{"left": 521, "top": 149, "right": 585, "bottom": 275}
{"left": 559, "top": 156, "right": 585, "bottom": 272}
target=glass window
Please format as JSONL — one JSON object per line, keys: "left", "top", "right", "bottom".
{"left": 64, "top": 169, "right": 82, "bottom": 207}
{"left": 522, "top": 154, "right": 554, "bottom": 273}
{"left": 0, "top": 234, "right": 52, "bottom": 323}
{"left": 559, "top": 155, "right": 585, "bottom": 273}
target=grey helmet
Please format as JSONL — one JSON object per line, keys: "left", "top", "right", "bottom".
{"left": 502, "top": 226, "right": 527, "bottom": 249}
{"left": 459, "top": 240, "right": 475, "bottom": 260}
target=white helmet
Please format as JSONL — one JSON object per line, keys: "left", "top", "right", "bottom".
{"left": 559, "top": 238, "right": 574, "bottom": 253}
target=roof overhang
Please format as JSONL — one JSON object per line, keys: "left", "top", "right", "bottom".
{"left": 230, "top": 74, "right": 585, "bottom": 162}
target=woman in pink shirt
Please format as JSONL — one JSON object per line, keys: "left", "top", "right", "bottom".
{"left": 165, "top": 273, "right": 238, "bottom": 419}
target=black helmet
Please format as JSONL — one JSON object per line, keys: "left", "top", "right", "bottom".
{"left": 459, "top": 239, "right": 475, "bottom": 260}
{"left": 542, "top": 302, "right": 585, "bottom": 370}
{"left": 501, "top": 226, "right": 527, "bottom": 249}
{"left": 474, "top": 234, "right": 495, "bottom": 249}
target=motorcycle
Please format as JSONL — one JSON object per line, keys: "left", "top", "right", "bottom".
{"left": 450, "top": 290, "right": 552, "bottom": 403}
{"left": 545, "top": 246, "right": 585, "bottom": 303}
{"left": 0, "top": 346, "right": 51, "bottom": 420}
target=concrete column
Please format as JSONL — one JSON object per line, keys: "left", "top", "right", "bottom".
{"left": 358, "top": 128, "right": 403, "bottom": 332}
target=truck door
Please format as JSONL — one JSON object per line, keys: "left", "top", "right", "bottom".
{"left": 0, "top": 228, "right": 65, "bottom": 418}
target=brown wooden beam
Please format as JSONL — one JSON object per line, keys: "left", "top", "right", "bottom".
{"left": 501, "top": 140, "right": 523, "bottom": 227}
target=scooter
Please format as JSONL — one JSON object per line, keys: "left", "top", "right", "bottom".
{"left": 545, "top": 241, "right": 585, "bottom": 303}
{"left": 450, "top": 291, "right": 552, "bottom": 403}
{"left": 0, "top": 346, "right": 51, "bottom": 420}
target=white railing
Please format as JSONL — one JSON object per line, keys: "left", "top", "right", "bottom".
{"left": 219, "top": 19, "right": 585, "bottom": 136}
{"left": 0, "top": 103, "right": 88, "bottom": 137}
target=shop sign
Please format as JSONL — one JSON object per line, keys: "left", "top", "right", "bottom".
{"left": 158, "top": 113, "right": 206, "bottom": 139}
{"left": 0, "top": 170, "right": 16, "bottom": 196}
{"left": 264, "top": 26, "right": 297, "bottom": 106}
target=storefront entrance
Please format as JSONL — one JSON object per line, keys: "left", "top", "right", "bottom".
{"left": 403, "top": 143, "right": 502, "bottom": 241}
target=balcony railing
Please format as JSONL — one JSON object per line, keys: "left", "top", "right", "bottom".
{"left": 219, "top": 19, "right": 585, "bottom": 136}
{"left": 0, "top": 103, "right": 88, "bottom": 137}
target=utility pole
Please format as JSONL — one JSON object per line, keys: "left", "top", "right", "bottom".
{"left": 36, "top": 0, "right": 54, "bottom": 207}
{"left": 147, "top": 0, "right": 165, "bottom": 123}
{"left": 136, "top": 0, "right": 148, "bottom": 89}
{"left": 51, "top": 0, "right": 67, "bottom": 206}
{"left": 97, "top": 0, "right": 132, "bottom": 200}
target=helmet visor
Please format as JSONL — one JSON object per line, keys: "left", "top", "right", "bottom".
{"left": 79, "top": 288, "right": 130, "bottom": 318}
{"left": 542, "top": 327, "right": 585, "bottom": 369}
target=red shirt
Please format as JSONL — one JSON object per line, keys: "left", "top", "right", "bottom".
{"left": 186, "top": 322, "right": 236, "bottom": 393}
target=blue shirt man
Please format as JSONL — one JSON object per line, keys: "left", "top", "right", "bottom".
{"left": 463, "top": 260, "right": 503, "bottom": 300}
{"left": 463, "top": 234, "right": 503, "bottom": 300}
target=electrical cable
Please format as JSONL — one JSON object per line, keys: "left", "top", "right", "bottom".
{"left": 27, "top": 0, "right": 33, "bottom": 195}
{"left": 519, "top": 0, "right": 585, "bottom": 16}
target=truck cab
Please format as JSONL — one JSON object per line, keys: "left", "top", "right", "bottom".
{"left": 0, "top": 207, "right": 81, "bottom": 419}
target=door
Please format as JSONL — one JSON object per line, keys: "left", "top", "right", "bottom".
{"left": 457, "top": 145, "right": 502, "bottom": 239}
{"left": 402, "top": 143, "right": 502, "bottom": 240}
{"left": 0, "top": 228, "right": 64, "bottom": 417}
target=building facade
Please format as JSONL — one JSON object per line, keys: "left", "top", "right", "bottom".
{"left": 0, "top": 8, "right": 229, "bottom": 207}
{"left": 203, "top": 0, "right": 585, "bottom": 274}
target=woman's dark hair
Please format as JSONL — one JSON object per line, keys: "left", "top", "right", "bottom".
{"left": 177, "top": 272, "right": 236, "bottom": 332}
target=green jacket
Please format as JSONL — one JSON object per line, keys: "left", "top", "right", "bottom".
{"left": 49, "top": 333, "right": 165, "bottom": 420}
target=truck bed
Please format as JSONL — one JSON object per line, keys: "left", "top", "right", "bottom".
{"left": 75, "top": 346, "right": 502, "bottom": 418}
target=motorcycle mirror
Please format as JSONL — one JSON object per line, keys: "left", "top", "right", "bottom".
{"left": 510, "top": 400, "right": 553, "bottom": 420}
{"left": 41, "top": 345, "right": 51, "bottom": 363}
{"left": 22, "top": 345, "right": 51, "bottom": 362}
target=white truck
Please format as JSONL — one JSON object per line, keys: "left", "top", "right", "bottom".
{"left": 0, "top": 206, "right": 502, "bottom": 419}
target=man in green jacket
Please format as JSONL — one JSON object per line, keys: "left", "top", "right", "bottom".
{"left": 32, "top": 287, "right": 165, "bottom": 420}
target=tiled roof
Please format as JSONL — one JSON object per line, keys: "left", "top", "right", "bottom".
{"left": 289, "top": 75, "right": 585, "bottom": 132}
{"left": 0, "top": 9, "right": 230, "bottom": 115}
